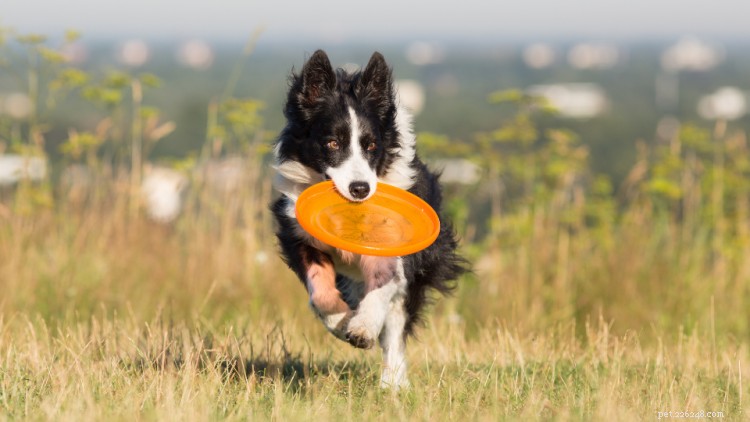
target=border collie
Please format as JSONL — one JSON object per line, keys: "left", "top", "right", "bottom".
{"left": 271, "top": 50, "right": 468, "bottom": 388}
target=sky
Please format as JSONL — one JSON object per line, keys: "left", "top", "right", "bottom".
{"left": 1, "top": 0, "right": 750, "bottom": 43}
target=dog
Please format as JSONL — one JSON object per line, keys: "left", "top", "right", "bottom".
{"left": 271, "top": 50, "right": 468, "bottom": 389}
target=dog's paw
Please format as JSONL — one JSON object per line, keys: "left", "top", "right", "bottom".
{"left": 346, "top": 330, "right": 375, "bottom": 349}
{"left": 310, "top": 306, "right": 353, "bottom": 342}
{"left": 345, "top": 314, "right": 377, "bottom": 349}
{"left": 380, "top": 368, "right": 410, "bottom": 390}
{"left": 327, "top": 311, "right": 354, "bottom": 341}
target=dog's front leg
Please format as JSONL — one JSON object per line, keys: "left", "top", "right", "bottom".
{"left": 279, "top": 239, "right": 354, "bottom": 340}
{"left": 345, "top": 256, "right": 405, "bottom": 349}
{"left": 273, "top": 200, "right": 355, "bottom": 342}
{"left": 302, "top": 250, "right": 354, "bottom": 340}
{"left": 379, "top": 295, "right": 410, "bottom": 389}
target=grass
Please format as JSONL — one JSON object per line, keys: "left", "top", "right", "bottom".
{"left": 0, "top": 204, "right": 747, "bottom": 420}
{"left": 0, "top": 311, "right": 745, "bottom": 420}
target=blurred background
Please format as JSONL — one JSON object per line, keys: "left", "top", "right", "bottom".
{"left": 2, "top": 0, "right": 750, "bottom": 339}
{"left": 3, "top": 0, "right": 750, "bottom": 183}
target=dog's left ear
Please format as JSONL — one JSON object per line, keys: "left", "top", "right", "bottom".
{"left": 358, "top": 52, "right": 394, "bottom": 119}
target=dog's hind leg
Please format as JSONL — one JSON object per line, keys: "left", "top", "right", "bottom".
{"left": 379, "top": 296, "right": 410, "bottom": 389}
{"left": 345, "top": 256, "right": 405, "bottom": 349}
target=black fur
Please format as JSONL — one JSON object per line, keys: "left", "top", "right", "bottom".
{"left": 401, "top": 160, "right": 469, "bottom": 334}
{"left": 272, "top": 49, "right": 469, "bottom": 338}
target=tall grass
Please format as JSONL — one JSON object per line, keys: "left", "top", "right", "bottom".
{"left": 1, "top": 29, "right": 749, "bottom": 419}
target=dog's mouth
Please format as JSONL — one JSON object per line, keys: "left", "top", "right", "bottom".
{"left": 322, "top": 166, "right": 378, "bottom": 202}
{"left": 335, "top": 185, "right": 372, "bottom": 203}
{"left": 324, "top": 173, "right": 375, "bottom": 203}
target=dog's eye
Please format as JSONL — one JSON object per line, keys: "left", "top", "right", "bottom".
{"left": 326, "top": 140, "right": 339, "bottom": 150}
{"left": 367, "top": 142, "right": 377, "bottom": 151}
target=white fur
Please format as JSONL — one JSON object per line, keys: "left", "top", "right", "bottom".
{"left": 322, "top": 311, "right": 348, "bottom": 333}
{"left": 325, "top": 107, "right": 379, "bottom": 202}
{"left": 346, "top": 257, "right": 406, "bottom": 348}
{"left": 379, "top": 106, "right": 417, "bottom": 190}
{"left": 273, "top": 160, "right": 323, "bottom": 202}
{"left": 346, "top": 282, "right": 399, "bottom": 342}
{"left": 379, "top": 296, "right": 409, "bottom": 389}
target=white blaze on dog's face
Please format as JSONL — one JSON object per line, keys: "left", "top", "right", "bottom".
{"left": 324, "top": 107, "right": 379, "bottom": 202}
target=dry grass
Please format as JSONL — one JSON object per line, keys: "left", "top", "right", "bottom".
{"left": 0, "top": 311, "right": 746, "bottom": 420}
{"left": 0, "top": 189, "right": 748, "bottom": 420}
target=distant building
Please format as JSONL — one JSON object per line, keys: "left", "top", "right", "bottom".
{"left": 176, "top": 40, "right": 214, "bottom": 70}
{"left": 527, "top": 83, "right": 608, "bottom": 119}
{"left": 523, "top": 43, "right": 556, "bottom": 69}
{"left": 568, "top": 42, "right": 619, "bottom": 69}
{"left": 697, "top": 87, "right": 747, "bottom": 121}
{"left": 117, "top": 40, "right": 150, "bottom": 67}
{"left": 661, "top": 37, "right": 723, "bottom": 72}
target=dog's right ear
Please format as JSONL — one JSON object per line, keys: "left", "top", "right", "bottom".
{"left": 297, "top": 50, "right": 336, "bottom": 106}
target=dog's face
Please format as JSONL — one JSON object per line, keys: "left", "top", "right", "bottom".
{"left": 277, "top": 50, "right": 398, "bottom": 202}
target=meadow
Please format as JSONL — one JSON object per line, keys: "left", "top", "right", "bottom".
{"left": 1, "top": 30, "right": 749, "bottom": 420}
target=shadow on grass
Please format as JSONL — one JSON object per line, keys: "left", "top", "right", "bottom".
{"left": 121, "top": 323, "right": 376, "bottom": 392}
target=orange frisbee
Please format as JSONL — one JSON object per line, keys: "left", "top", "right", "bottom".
{"left": 295, "top": 181, "right": 440, "bottom": 256}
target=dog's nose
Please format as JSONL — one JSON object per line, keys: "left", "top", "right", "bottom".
{"left": 349, "top": 181, "right": 370, "bottom": 199}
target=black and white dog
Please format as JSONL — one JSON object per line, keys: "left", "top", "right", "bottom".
{"left": 272, "top": 50, "right": 467, "bottom": 388}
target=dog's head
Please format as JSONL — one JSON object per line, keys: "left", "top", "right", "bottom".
{"left": 276, "top": 50, "right": 400, "bottom": 202}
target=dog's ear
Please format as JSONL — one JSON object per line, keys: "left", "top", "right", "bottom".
{"left": 298, "top": 50, "right": 336, "bottom": 105}
{"left": 358, "top": 52, "right": 394, "bottom": 119}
